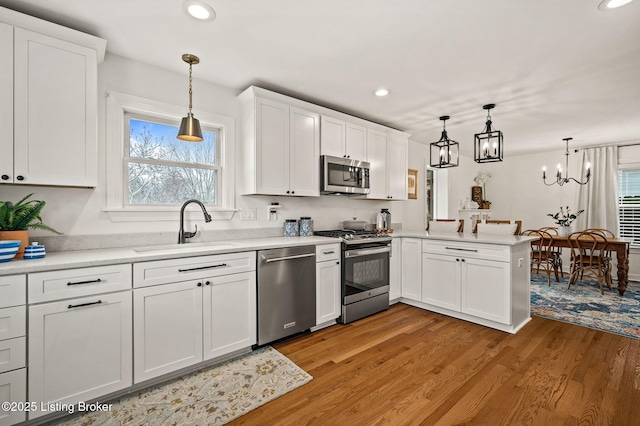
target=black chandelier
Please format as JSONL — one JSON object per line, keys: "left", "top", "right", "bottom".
{"left": 542, "top": 137, "right": 591, "bottom": 186}
{"left": 429, "top": 115, "right": 459, "bottom": 168}
{"left": 474, "top": 103, "right": 503, "bottom": 163}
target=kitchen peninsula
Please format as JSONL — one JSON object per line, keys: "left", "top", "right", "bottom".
{"left": 394, "top": 231, "right": 537, "bottom": 334}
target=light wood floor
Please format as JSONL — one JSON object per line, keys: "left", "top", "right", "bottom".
{"left": 231, "top": 303, "right": 640, "bottom": 425}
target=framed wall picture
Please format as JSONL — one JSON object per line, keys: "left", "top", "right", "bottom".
{"left": 408, "top": 169, "right": 418, "bottom": 199}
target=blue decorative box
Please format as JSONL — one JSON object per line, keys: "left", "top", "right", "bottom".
{"left": 24, "top": 242, "right": 46, "bottom": 259}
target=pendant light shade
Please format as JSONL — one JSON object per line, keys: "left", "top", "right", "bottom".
{"left": 430, "top": 116, "right": 459, "bottom": 168}
{"left": 177, "top": 54, "right": 203, "bottom": 142}
{"left": 474, "top": 104, "right": 503, "bottom": 163}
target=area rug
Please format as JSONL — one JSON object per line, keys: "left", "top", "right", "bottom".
{"left": 531, "top": 274, "right": 640, "bottom": 339}
{"left": 52, "top": 346, "right": 312, "bottom": 426}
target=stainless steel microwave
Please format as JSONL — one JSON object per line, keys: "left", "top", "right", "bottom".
{"left": 321, "top": 155, "right": 370, "bottom": 195}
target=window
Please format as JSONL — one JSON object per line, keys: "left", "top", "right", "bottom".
{"left": 126, "top": 114, "right": 220, "bottom": 206}
{"left": 105, "top": 91, "right": 235, "bottom": 221}
{"left": 618, "top": 168, "right": 640, "bottom": 245}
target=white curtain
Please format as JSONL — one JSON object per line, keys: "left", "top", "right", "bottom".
{"left": 576, "top": 146, "right": 619, "bottom": 233}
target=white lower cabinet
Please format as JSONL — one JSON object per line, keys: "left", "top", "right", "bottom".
{"left": 389, "top": 238, "right": 402, "bottom": 301}
{"left": 401, "top": 238, "right": 422, "bottom": 301}
{"left": 315, "top": 244, "right": 341, "bottom": 326}
{"left": 28, "top": 290, "right": 132, "bottom": 419}
{"left": 413, "top": 239, "right": 532, "bottom": 333}
{"left": 0, "top": 275, "right": 26, "bottom": 426}
{"left": 133, "top": 252, "right": 257, "bottom": 383}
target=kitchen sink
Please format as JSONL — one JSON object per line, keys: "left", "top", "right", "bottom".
{"left": 133, "top": 241, "right": 242, "bottom": 254}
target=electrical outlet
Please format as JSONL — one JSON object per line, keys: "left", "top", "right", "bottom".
{"left": 518, "top": 258, "right": 523, "bottom": 267}
{"left": 241, "top": 208, "right": 257, "bottom": 220}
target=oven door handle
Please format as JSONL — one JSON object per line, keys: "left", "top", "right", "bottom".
{"left": 345, "top": 246, "right": 391, "bottom": 258}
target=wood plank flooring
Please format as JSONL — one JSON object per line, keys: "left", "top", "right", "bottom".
{"left": 230, "top": 303, "right": 640, "bottom": 426}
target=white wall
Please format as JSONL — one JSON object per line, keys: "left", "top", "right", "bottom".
{"left": 1, "top": 54, "right": 403, "bottom": 239}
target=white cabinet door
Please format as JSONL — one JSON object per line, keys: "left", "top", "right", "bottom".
{"left": 401, "top": 238, "right": 422, "bottom": 301}
{"left": 203, "top": 272, "right": 256, "bottom": 360}
{"left": 367, "top": 129, "right": 389, "bottom": 199}
{"left": 422, "top": 252, "right": 461, "bottom": 311}
{"left": 345, "top": 122, "right": 367, "bottom": 160}
{"left": 0, "top": 23, "right": 12, "bottom": 184}
{"left": 255, "top": 97, "right": 290, "bottom": 195}
{"left": 389, "top": 238, "right": 402, "bottom": 300}
{"left": 13, "top": 28, "right": 97, "bottom": 187}
{"left": 461, "top": 257, "right": 511, "bottom": 324}
{"left": 0, "top": 369, "right": 26, "bottom": 426}
{"left": 28, "top": 291, "right": 132, "bottom": 418}
{"left": 289, "top": 107, "right": 320, "bottom": 196}
{"left": 387, "top": 137, "right": 408, "bottom": 200}
{"left": 316, "top": 260, "right": 341, "bottom": 325}
{"left": 320, "top": 116, "right": 346, "bottom": 158}
{"left": 133, "top": 281, "right": 203, "bottom": 383}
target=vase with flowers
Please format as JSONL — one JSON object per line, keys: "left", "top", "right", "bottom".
{"left": 547, "top": 206, "right": 584, "bottom": 237}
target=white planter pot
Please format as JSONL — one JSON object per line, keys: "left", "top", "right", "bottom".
{"left": 558, "top": 226, "right": 571, "bottom": 237}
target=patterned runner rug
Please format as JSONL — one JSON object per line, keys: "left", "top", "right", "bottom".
{"left": 531, "top": 274, "right": 640, "bottom": 339}
{"left": 52, "top": 346, "right": 312, "bottom": 425}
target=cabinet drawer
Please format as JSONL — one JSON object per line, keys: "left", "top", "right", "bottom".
{"left": 422, "top": 240, "right": 510, "bottom": 262}
{"left": 28, "top": 264, "right": 132, "bottom": 303}
{"left": 0, "top": 275, "right": 26, "bottom": 308}
{"left": 316, "top": 244, "right": 340, "bottom": 262}
{"left": 0, "top": 337, "right": 25, "bottom": 374}
{"left": 0, "top": 306, "right": 26, "bottom": 341}
{"left": 0, "top": 368, "right": 27, "bottom": 426}
{"left": 134, "top": 251, "right": 256, "bottom": 288}
{"left": 0, "top": 306, "right": 27, "bottom": 340}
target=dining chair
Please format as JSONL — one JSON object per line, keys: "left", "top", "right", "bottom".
{"left": 538, "top": 227, "right": 564, "bottom": 278}
{"left": 473, "top": 220, "right": 522, "bottom": 235}
{"left": 567, "top": 230, "right": 612, "bottom": 294}
{"left": 584, "top": 228, "right": 615, "bottom": 285}
{"left": 522, "top": 229, "right": 560, "bottom": 285}
{"left": 426, "top": 219, "right": 464, "bottom": 233}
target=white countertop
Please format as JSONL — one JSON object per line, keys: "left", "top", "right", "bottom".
{"left": 0, "top": 236, "right": 341, "bottom": 276}
{"left": 392, "top": 230, "right": 538, "bottom": 246}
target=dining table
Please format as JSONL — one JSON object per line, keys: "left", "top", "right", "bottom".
{"left": 548, "top": 234, "right": 632, "bottom": 296}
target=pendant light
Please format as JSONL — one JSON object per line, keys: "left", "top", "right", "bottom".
{"left": 474, "top": 103, "right": 503, "bottom": 163}
{"left": 430, "top": 116, "right": 459, "bottom": 168}
{"left": 542, "top": 137, "right": 591, "bottom": 186}
{"left": 177, "top": 53, "right": 203, "bottom": 142}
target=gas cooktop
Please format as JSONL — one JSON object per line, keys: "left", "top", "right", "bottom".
{"left": 314, "top": 229, "right": 392, "bottom": 244}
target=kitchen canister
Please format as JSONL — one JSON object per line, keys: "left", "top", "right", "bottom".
{"left": 24, "top": 242, "right": 46, "bottom": 259}
{"left": 284, "top": 219, "right": 299, "bottom": 237}
{"left": 299, "top": 217, "right": 313, "bottom": 236}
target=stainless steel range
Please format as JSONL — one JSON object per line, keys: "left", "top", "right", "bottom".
{"left": 314, "top": 229, "right": 391, "bottom": 324}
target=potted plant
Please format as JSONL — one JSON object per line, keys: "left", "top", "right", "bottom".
{"left": 481, "top": 200, "right": 491, "bottom": 209}
{"left": 547, "top": 206, "right": 584, "bottom": 237}
{"left": 0, "top": 193, "right": 61, "bottom": 258}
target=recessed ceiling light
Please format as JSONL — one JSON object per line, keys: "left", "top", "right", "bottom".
{"left": 598, "top": 0, "right": 635, "bottom": 11}
{"left": 374, "top": 88, "right": 389, "bottom": 97}
{"left": 182, "top": 0, "right": 216, "bottom": 21}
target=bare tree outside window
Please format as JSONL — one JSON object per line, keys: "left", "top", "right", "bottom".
{"left": 126, "top": 117, "right": 220, "bottom": 206}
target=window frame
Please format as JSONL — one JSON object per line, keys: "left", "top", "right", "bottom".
{"left": 124, "top": 112, "right": 222, "bottom": 208}
{"left": 618, "top": 166, "right": 640, "bottom": 247}
{"left": 105, "top": 91, "right": 236, "bottom": 222}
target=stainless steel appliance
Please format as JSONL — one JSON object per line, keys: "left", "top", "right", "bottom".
{"left": 314, "top": 229, "right": 391, "bottom": 323}
{"left": 256, "top": 245, "right": 316, "bottom": 346}
{"left": 321, "top": 155, "right": 370, "bottom": 195}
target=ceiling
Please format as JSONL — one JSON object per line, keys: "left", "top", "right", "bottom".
{"left": 2, "top": 0, "right": 640, "bottom": 157}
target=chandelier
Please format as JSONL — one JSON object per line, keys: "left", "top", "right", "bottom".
{"left": 429, "top": 116, "right": 459, "bottom": 168}
{"left": 542, "top": 137, "right": 591, "bottom": 186}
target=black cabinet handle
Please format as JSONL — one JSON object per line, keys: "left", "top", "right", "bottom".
{"left": 205, "top": 281, "right": 211, "bottom": 286}
{"left": 67, "top": 278, "right": 102, "bottom": 286}
{"left": 1, "top": 175, "right": 8, "bottom": 180}
{"left": 16, "top": 175, "right": 24, "bottom": 181}
{"left": 178, "top": 263, "right": 228, "bottom": 272}
{"left": 197, "top": 282, "right": 202, "bottom": 287}
{"left": 68, "top": 300, "right": 102, "bottom": 309}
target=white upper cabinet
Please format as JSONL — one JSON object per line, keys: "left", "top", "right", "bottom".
{"left": 367, "top": 130, "right": 408, "bottom": 200}
{"left": 320, "top": 116, "right": 367, "bottom": 160}
{"left": 0, "top": 8, "right": 105, "bottom": 187}
{"left": 239, "top": 89, "right": 320, "bottom": 196}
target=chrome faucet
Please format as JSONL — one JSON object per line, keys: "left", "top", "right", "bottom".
{"left": 178, "top": 199, "right": 212, "bottom": 244}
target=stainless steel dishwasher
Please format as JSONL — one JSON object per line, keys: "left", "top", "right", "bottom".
{"left": 257, "top": 245, "right": 316, "bottom": 346}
